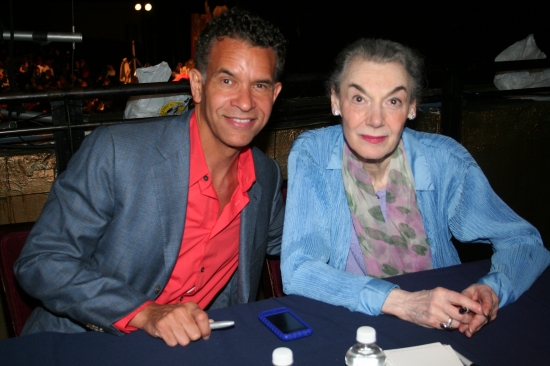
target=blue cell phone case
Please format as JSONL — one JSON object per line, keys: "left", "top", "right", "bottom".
{"left": 258, "top": 307, "right": 313, "bottom": 341}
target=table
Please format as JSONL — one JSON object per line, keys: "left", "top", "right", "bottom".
{"left": 1, "top": 260, "right": 548, "bottom": 365}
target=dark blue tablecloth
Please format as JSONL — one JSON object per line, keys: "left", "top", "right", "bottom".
{"left": 1, "top": 260, "right": 549, "bottom": 365}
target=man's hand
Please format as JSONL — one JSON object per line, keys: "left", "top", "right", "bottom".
{"left": 458, "top": 284, "right": 499, "bottom": 338}
{"left": 129, "top": 302, "right": 211, "bottom": 347}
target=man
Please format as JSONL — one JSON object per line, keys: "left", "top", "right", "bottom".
{"left": 15, "top": 8, "right": 286, "bottom": 347}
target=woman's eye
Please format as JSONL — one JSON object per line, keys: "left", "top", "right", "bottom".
{"left": 353, "top": 96, "right": 363, "bottom": 102}
{"left": 389, "top": 98, "right": 401, "bottom": 105}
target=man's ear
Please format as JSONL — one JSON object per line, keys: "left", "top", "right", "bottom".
{"left": 189, "top": 68, "right": 203, "bottom": 104}
{"left": 272, "top": 82, "right": 282, "bottom": 103}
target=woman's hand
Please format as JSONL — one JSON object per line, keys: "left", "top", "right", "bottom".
{"left": 381, "top": 287, "right": 484, "bottom": 332}
{"left": 458, "top": 284, "right": 499, "bottom": 338}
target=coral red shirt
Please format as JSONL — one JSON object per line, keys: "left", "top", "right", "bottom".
{"left": 114, "top": 111, "right": 255, "bottom": 332}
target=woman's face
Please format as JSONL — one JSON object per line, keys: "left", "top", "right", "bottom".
{"left": 331, "top": 59, "right": 416, "bottom": 166}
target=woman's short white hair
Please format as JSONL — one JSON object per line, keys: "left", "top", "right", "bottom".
{"left": 327, "top": 38, "right": 424, "bottom": 103}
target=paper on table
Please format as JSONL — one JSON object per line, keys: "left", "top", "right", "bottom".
{"left": 385, "top": 342, "right": 463, "bottom": 366}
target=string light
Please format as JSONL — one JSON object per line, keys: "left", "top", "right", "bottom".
{"left": 135, "top": 3, "right": 152, "bottom": 11}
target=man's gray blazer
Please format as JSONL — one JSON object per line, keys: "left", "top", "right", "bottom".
{"left": 14, "top": 110, "right": 284, "bottom": 335}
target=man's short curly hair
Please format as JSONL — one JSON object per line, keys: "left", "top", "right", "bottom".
{"left": 195, "top": 8, "right": 286, "bottom": 82}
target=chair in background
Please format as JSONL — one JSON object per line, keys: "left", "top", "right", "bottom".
{"left": 263, "top": 256, "right": 285, "bottom": 298}
{"left": 0, "top": 230, "right": 38, "bottom": 337}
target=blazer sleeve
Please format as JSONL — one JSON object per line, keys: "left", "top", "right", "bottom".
{"left": 15, "top": 127, "right": 155, "bottom": 335}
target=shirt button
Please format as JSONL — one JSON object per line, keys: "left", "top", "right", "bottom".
{"left": 203, "top": 175, "right": 208, "bottom": 181}
{"left": 201, "top": 267, "right": 205, "bottom": 273}
{"left": 179, "top": 296, "right": 183, "bottom": 301}
{"left": 154, "top": 285, "right": 161, "bottom": 294}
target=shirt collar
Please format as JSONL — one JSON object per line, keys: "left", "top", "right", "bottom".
{"left": 327, "top": 127, "right": 345, "bottom": 170}
{"left": 401, "top": 128, "right": 433, "bottom": 191}
{"left": 237, "top": 146, "right": 256, "bottom": 192}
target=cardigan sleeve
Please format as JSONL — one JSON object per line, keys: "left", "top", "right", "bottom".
{"left": 281, "top": 132, "right": 397, "bottom": 316}
{"left": 445, "top": 152, "right": 550, "bottom": 307}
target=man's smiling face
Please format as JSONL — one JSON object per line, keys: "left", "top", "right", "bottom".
{"left": 190, "top": 37, "right": 282, "bottom": 154}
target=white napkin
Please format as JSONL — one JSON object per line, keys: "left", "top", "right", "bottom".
{"left": 385, "top": 342, "right": 464, "bottom": 366}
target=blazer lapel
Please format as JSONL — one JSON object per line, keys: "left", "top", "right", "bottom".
{"left": 150, "top": 113, "right": 191, "bottom": 278}
{"left": 238, "top": 176, "right": 262, "bottom": 303}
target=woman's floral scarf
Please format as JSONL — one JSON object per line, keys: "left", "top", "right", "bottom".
{"left": 342, "top": 140, "right": 432, "bottom": 278}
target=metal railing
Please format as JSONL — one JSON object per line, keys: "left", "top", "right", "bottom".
{"left": 2, "top": 60, "right": 550, "bottom": 173}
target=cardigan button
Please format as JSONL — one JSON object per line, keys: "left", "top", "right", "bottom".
{"left": 154, "top": 285, "right": 161, "bottom": 294}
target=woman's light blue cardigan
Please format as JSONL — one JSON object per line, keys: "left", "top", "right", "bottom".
{"left": 281, "top": 125, "right": 550, "bottom": 315}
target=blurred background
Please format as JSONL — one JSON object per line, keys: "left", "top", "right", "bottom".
{"left": 2, "top": 0, "right": 548, "bottom": 81}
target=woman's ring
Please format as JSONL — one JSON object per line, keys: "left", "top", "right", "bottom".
{"left": 440, "top": 317, "right": 453, "bottom": 330}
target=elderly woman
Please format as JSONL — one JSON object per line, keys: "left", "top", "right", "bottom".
{"left": 281, "top": 38, "right": 550, "bottom": 337}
